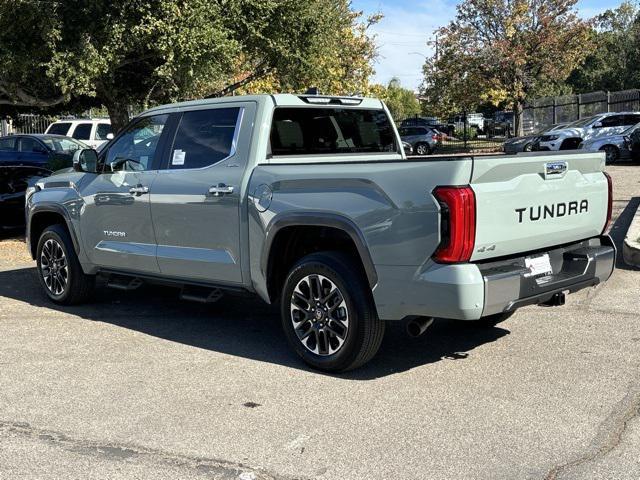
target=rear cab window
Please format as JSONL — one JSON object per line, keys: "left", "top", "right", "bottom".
{"left": 269, "top": 107, "right": 397, "bottom": 157}
{"left": 46, "top": 123, "right": 71, "bottom": 136}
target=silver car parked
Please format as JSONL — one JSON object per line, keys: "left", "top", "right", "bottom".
{"left": 398, "top": 126, "right": 438, "bottom": 155}
{"left": 579, "top": 122, "right": 640, "bottom": 163}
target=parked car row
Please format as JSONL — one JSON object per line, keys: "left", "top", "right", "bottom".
{"left": 504, "top": 112, "right": 640, "bottom": 163}
{"left": 0, "top": 134, "right": 88, "bottom": 228}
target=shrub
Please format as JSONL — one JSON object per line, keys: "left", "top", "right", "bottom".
{"left": 453, "top": 126, "right": 478, "bottom": 141}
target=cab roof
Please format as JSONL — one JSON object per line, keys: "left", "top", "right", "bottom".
{"left": 141, "top": 94, "right": 385, "bottom": 117}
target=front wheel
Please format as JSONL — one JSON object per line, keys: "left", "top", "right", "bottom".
{"left": 281, "top": 252, "right": 384, "bottom": 372}
{"left": 415, "top": 143, "right": 431, "bottom": 155}
{"left": 600, "top": 145, "right": 620, "bottom": 164}
{"left": 36, "top": 224, "right": 95, "bottom": 305}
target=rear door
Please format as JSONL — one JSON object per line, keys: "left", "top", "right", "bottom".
{"left": 17, "top": 137, "right": 49, "bottom": 165}
{"left": 150, "top": 102, "right": 253, "bottom": 284}
{"left": 469, "top": 152, "right": 609, "bottom": 261}
{"left": 0, "top": 136, "right": 17, "bottom": 163}
{"left": 78, "top": 114, "right": 171, "bottom": 274}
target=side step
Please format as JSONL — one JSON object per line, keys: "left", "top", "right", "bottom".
{"left": 179, "top": 285, "right": 223, "bottom": 304}
{"left": 106, "top": 274, "right": 144, "bottom": 291}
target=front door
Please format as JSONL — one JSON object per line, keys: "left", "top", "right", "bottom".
{"left": 79, "top": 114, "right": 170, "bottom": 274}
{"left": 150, "top": 103, "right": 253, "bottom": 284}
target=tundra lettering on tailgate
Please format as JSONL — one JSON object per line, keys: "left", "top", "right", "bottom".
{"left": 515, "top": 200, "right": 589, "bottom": 223}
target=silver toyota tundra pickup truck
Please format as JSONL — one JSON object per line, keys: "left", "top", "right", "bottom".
{"left": 25, "top": 94, "right": 615, "bottom": 371}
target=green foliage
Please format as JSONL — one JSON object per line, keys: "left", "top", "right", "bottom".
{"left": 567, "top": 1, "right": 640, "bottom": 92}
{"left": 454, "top": 127, "right": 478, "bottom": 141}
{"left": 0, "top": 0, "right": 379, "bottom": 131}
{"left": 370, "top": 78, "right": 421, "bottom": 121}
{"left": 422, "top": 0, "right": 590, "bottom": 135}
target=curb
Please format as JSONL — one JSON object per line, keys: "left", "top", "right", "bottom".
{"left": 623, "top": 201, "right": 640, "bottom": 268}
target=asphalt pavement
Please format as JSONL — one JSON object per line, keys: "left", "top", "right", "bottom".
{"left": 0, "top": 164, "right": 639, "bottom": 480}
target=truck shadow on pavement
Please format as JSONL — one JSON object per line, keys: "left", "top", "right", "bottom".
{"left": 0, "top": 266, "right": 509, "bottom": 380}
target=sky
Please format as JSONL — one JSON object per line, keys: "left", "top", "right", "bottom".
{"left": 352, "top": 0, "right": 624, "bottom": 91}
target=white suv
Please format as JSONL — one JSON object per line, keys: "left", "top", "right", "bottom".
{"left": 537, "top": 112, "right": 640, "bottom": 151}
{"left": 45, "top": 119, "right": 113, "bottom": 149}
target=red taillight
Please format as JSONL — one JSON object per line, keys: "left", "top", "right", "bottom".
{"left": 432, "top": 135, "right": 438, "bottom": 141}
{"left": 602, "top": 172, "right": 613, "bottom": 234}
{"left": 433, "top": 186, "right": 476, "bottom": 263}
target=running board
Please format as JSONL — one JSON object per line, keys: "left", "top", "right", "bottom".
{"left": 179, "top": 285, "right": 223, "bottom": 304}
{"left": 106, "top": 274, "right": 144, "bottom": 291}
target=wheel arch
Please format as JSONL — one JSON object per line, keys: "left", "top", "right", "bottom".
{"left": 261, "top": 213, "right": 378, "bottom": 303}
{"left": 28, "top": 205, "right": 79, "bottom": 260}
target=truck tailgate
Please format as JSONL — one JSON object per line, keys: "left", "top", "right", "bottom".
{"left": 470, "top": 152, "right": 609, "bottom": 261}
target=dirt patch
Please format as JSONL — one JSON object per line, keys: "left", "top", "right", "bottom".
{"left": 0, "top": 233, "right": 32, "bottom": 265}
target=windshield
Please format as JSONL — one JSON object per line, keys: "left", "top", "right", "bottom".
{"left": 567, "top": 116, "right": 598, "bottom": 128}
{"left": 41, "top": 137, "right": 86, "bottom": 152}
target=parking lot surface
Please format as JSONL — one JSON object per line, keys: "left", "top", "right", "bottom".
{"left": 0, "top": 164, "right": 639, "bottom": 480}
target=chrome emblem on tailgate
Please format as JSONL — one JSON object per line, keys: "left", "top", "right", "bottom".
{"left": 544, "top": 161, "right": 568, "bottom": 179}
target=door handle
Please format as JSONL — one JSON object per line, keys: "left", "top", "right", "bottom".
{"left": 129, "top": 185, "right": 149, "bottom": 195}
{"left": 208, "top": 183, "right": 234, "bottom": 196}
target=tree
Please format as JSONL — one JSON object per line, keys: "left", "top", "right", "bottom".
{"left": 370, "top": 78, "right": 421, "bottom": 121}
{"left": 421, "top": 0, "right": 590, "bottom": 135}
{"left": 567, "top": 1, "right": 640, "bottom": 92}
{"left": 0, "top": 0, "right": 379, "bottom": 132}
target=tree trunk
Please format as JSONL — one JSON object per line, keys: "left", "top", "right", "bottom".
{"left": 513, "top": 99, "right": 524, "bottom": 137}
{"left": 105, "top": 101, "right": 131, "bottom": 135}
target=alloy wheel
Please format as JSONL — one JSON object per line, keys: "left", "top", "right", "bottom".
{"left": 40, "top": 239, "right": 68, "bottom": 296}
{"left": 290, "top": 274, "right": 349, "bottom": 356}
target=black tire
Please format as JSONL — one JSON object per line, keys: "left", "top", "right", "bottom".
{"left": 415, "top": 142, "right": 431, "bottom": 155}
{"left": 600, "top": 145, "right": 620, "bottom": 164}
{"left": 523, "top": 142, "right": 533, "bottom": 152}
{"left": 280, "top": 252, "right": 384, "bottom": 372}
{"left": 36, "top": 224, "right": 95, "bottom": 305}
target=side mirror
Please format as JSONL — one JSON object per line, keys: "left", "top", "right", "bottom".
{"left": 106, "top": 133, "right": 114, "bottom": 140}
{"left": 592, "top": 122, "right": 603, "bottom": 129}
{"left": 72, "top": 148, "right": 98, "bottom": 173}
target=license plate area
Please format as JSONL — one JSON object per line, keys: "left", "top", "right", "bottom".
{"left": 524, "top": 253, "right": 553, "bottom": 284}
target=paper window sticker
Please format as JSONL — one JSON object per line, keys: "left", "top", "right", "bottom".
{"left": 172, "top": 149, "right": 186, "bottom": 166}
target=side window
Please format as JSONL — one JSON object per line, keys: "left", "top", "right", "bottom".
{"left": 19, "top": 137, "right": 46, "bottom": 153}
{"left": 169, "top": 108, "right": 240, "bottom": 169}
{"left": 0, "top": 137, "right": 16, "bottom": 151}
{"left": 624, "top": 114, "right": 640, "bottom": 126}
{"left": 95, "top": 123, "right": 112, "bottom": 140}
{"left": 600, "top": 115, "right": 624, "bottom": 128}
{"left": 270, "top": 107, "right": 397, "bottom": 156}
{"left": 105, "top": 114, "right": 168, "bottom": 171}
{"left": 46, "top": 122, "right": 71, "bottom": 136}
{"left": 72, "top": 123, "right": 92, "bottom": 140}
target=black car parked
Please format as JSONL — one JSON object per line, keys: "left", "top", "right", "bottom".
{"left": 0, "top": 134, "right": 85, "bottom": 228}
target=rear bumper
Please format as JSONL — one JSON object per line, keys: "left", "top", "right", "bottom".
{"left": 372, "top": 236, "right": 615, "bottom": 321}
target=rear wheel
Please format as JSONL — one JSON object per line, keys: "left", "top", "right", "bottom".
{"left": 415, "top": 142, "right": 431, "bottom": 155}
{"left": 600, "top": 145, "right": 620, "bottom": 164}
{"left": 36, "top": 224, "right": 95, "bottom": 305}
{"left": 281, "top": 252, "right": 384, "bottom": 372}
